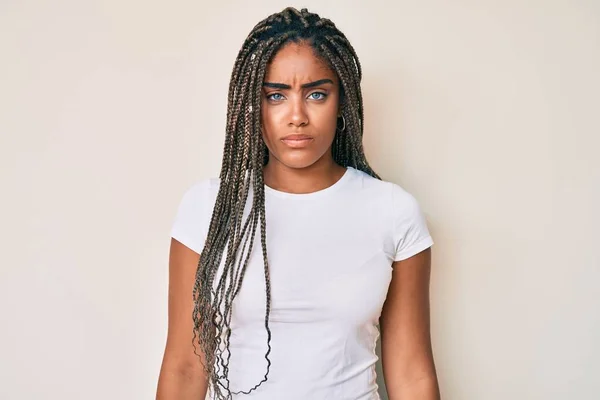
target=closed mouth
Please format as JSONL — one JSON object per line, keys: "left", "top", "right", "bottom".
{"left": 281, "top": 134, "right": 313, "bottom": 141}
{"left": 280, "top": 135, "right": 314, "bottom": 148}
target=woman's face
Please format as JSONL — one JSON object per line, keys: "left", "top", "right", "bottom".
{"left": 260, "top": 41, "right": 340, "bottom": 170}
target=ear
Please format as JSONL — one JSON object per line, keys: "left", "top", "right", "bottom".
{"left": 337, "top": 97, "right": 345, "bottom": 118}
{"left": 337, "top": 80, "right": 345, "bottom": 117}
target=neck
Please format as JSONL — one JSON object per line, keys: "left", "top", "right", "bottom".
{"left": 262, "top": 157, "right": 347, "bottom": 195}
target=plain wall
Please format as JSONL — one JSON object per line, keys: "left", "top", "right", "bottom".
{"left": 1, "top": 1, "right": 598, "bottom": 399}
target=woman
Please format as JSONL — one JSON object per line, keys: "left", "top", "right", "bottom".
{"left": 157, "top": 7, "right": 440, "bottom": 400}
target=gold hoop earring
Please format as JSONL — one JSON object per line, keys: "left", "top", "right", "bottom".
{"left": 337, "top": 115, "right": 346, "bottom": 132}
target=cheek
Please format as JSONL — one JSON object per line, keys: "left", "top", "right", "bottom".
{"left": 322, "top": 109, "right": 339, "bottom": 133}
{"left": 311, "top": 104, "right": 338, "bottom": 137}
{"left": 260, "top": 107, "right": 276, "bottom": 142}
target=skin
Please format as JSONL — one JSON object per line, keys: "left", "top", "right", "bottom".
{"left": 382, "top": 248, "right": 441, "bottom": 399}
{"left": 156, "top": 239, "right": 208, "bottom": 399}
{"left": 260, "top": 41, "right": 347, "bottom": 193}
{"left": 157, "top": 41, "right": 439, "bottom": 400}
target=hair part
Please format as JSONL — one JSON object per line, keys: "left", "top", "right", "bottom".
{"left": 193, "top": 7, "right": 380, "bottom": 399}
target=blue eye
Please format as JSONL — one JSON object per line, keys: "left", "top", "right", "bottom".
{"left": 309, "top": 92, "right": 327, "bottom": 100}
{"left": 267, "top": 93, "right": 284, "bottom": 101}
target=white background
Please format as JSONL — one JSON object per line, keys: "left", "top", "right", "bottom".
{"left": 1, "top": 1, "right": 598, "bottom": 399}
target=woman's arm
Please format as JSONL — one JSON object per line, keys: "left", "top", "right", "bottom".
{"left": 156, "top": 238, "right": 209, "bottom": 400}
{"left": 379, "top": 247, "right": 440, "bottom": 400}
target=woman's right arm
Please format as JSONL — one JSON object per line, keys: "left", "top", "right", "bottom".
{"left": 156, "top": 238, "right": 209, "bottom": 400}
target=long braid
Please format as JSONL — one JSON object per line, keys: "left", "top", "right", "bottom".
{"left": 192, "top": 7, "right": 380, "bottom": 399}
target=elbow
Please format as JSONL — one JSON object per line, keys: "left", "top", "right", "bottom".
{"left": 161, "top": 357, "right": 207, "bottom": 382}
{"left": 387, "top": 374, "right": 441, "bottom": 400}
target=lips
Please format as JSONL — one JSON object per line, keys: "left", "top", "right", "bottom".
{"left": 281, "top": 134, "right": 314, "bottom": 148}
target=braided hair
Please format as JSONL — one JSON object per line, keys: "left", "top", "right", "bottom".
{"left": 192, "top": 7, "right": 380, "bottom": 399}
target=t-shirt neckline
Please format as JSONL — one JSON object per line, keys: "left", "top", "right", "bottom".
{"left": 264, "top": 166, "right": 355, "bottom": 199}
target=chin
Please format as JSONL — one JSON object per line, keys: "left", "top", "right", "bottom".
{"left": 270, "top": 152, "right": 324, "bottom": 170}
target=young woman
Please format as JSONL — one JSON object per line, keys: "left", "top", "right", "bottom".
{"left": 157, "top": 7, "right": 440, "bottom": 400}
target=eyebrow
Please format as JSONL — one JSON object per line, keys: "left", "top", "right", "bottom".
{"left": 262, "top": 79, "right": 334, "bottom": 90}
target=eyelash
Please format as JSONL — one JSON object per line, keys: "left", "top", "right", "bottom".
{"left": 266, "top": 92, "right": 328, "bottom": 101}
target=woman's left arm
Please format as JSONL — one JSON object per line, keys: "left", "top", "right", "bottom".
{"left": 379, "top": 247, "right": 441, "bottom": 400}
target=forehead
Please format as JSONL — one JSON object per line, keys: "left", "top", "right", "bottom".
{"left": 264, "top": 42, "right": 337, "bottom": 83}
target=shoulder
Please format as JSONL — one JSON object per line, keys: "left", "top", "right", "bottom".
{"left": 351, "top": 168, "right": 428, "bottom": 234}
{"left": 349, "top": 168, "right": 432, "bottom": 260}
{"left": 173, "top": 177, "right": 222, "bottom": 218}
{"left": 174, "top": 176, "right": 221, "bottom": 222}
{"left": 170, "top": 177, "right": 220, "bottom": 254}
{"left": 350, "top": 167, "right": 420, "bottom": 212}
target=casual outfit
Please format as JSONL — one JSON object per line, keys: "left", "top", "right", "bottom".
{"left": 170, "top": 166, "right": 434, "bottom": 400}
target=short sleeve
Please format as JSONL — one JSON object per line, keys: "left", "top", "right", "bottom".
{"left": 170, "top": 179, "right": 214, "bottom": 254}
{"left": 391, "top": 184, "right": 434, "bottom": 262}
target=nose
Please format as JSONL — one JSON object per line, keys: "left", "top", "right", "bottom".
{"left": 288, "top": 95, "right": 308, "bottom": 128}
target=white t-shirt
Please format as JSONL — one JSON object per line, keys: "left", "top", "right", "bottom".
{"left": 170, "top": 166, "right": 434, "bottom": 400}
